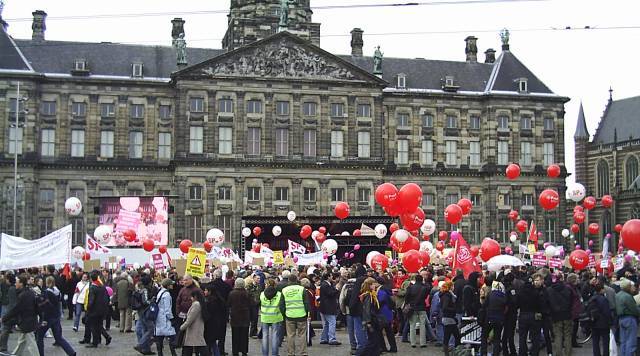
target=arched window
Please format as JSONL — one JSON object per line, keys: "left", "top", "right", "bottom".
{"left": 626, "top": 156, "right": 639, "bottom": 189}
{"left": 601, "top": 210, "right": 611, "bottom": 240}
{"left": 597, "top": 160, "right": 610, "bottom": 196}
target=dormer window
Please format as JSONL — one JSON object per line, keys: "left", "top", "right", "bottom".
{"left": 445, "top": 76, "right": 455, "bottom": 87}
{"left": 74, "top": 59, "right": 87, "bottom": 71}
{"left": 518, "top": 78, "right": 528, "bottom": 93}
{"left": 397, "top": 74, "right": 406, "bottom": 89}
{"left": 132, "top": 63, "right": 143, "bottom": 78}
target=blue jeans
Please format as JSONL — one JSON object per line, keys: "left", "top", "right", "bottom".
{"left": 73, "top": 303, "right": 83, "bottom": 329}
{"left": 346, "top": 315, "right": 357, "bottom": 349}
{"left": 352, "top": 315, "right": 367, "bottom": 351}
{"left": 261, "top": 322, "right": 281, "bottom": 356}
{"left": 619, "top": 316, "right": 638, "bottom": 356}
{"left": 136, "top": 317, "right": 154, "bottom": 352}
{"left": 320, "top": 313, "right": 337, "bottom": 343}
{"left": 36, "top": 317, "right": 76, "bottom": 356}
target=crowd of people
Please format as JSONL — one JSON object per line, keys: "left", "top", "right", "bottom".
{"left": 0, "top": 258, "right": 639, "bottom": 356}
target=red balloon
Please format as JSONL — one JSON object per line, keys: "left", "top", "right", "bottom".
{"left": 83, "top": 252, "right": 91, "bottom": 261}
{"left": 583, "top": 196, "right": 596, "bottom": 210}
{"left": 316, "top": 233, "right": 326, "bottom": 244}
{"left": 179, "top": 239, "right": 192, "bottom": 254}
{"left": 470, "top": 245, "right": 480, "bottom": 258}
{"left": 252, "top": 244, "right": 261, "bottom": 253}
{"left": 435, "top": 241, "right": 445, "bottom": 251}
{"left": 438, "top": 231, "right": 448, "bottom": 241}
{"left": 253, "top": 226, "right": 262, "bottom": 237}
{"left": 588, "top": 223, "right": 600, "bottom": 235}
{"left": 375, "top": 183, "right": 399, "bottom": 208}
{"left": 398, "top": 236, "right": 420, "bottom": 253}
{"left": 538, "top": 189, "right": 560, "bottom": 211}
{"left": 370, "top": 254, "right": 389, "bottom": 272}
{"left": 622, "top": 219, "right": 640, "bottom": 252}
{"left": 353, "top": 229, "right": 362, "bottom": 237}
{"left": 390, "top": 223, "right": 400, "bottom": 233}
{"left": 457, "top": 198, "right": 473, "bottom": 215}
{"left": 397, "top": 183, "right": 423, "bottom": 214}
{"left": 547, "top": 164, "right": 561, "bottom": 178}
{"left": 573, "top": 205, "right": 584, "bottom": 214}
{"left": 505, "top": 163, "right": 521, "bottom": 180}
{"left": 479, "top": 238, "right": 500, "bottom": 261}
{"left": 334, "top": 202, "right": 351, "bottom": 220}
{"left": 601, "top": 195, "right": 614, "bottom": 209}
{"left": 383, "top": 203, "right": 403, "bottom": 218}
{"left": 419, "top": 250, "right": 431, "bottom": 267}
{"left": 508, "top": 210, "right": 519, "bottom": 222}
{"left": 516, "top": 220, "right": 528, "bottom": 233}
{"left": 158, "top": 245, "right": 167, "bottom": 254}
{"left": 569, "top": 250, "right": 589, "bottom": 270}
{"left": 615, "top": 224, "right": 623, "bottom": 233}
{"left": 203, "top": 241, "right": 213, "bottom": 253}
{"left": 123, "top": 229, "right": 137, "bottom": 242}
{"left": 574, "top": 211, "right": 586, "bottom": 224}
{"left": 142, "top": 238, "right": 155, "bottom": 252}
{"left": 400, "top": 208, "right": 425, "bottom": 232}
{"left": 571, "top": 224, "right": 580, "bottom": 234}
{"left": 300, "top": 225, "right": 312, "bottom": 239}
{"left": 444, "top": 204, "right": 463, "bottom": 225}
{"left": 402, "top": 250, "right": 422, "bottom": 273}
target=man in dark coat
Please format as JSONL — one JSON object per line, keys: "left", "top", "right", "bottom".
{"left": 1, "top": 275, "right": 39, "bottom": 355}
{"left": 348, "top": 264, "right": 368, "bottom": 354}
{"left": 452, "top": 270, "right": 466, "bottom": 321}
{"left": 212, "top": 269, "right": 232, "bottom": 355}
{"left": 319, "top": 272, "right": 341, "bottom": 345}
{"left": 0, "top": 273, "right": 16, "bottom": 352}
{"left": 463, "top": 272, "right": 481, "bottom": 317}
{"left": 81, "top": 271, "right": 111, "bottom": 348}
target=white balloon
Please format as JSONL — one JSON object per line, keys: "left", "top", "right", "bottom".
{"left": 94, "top": 225, "right": 112, "bottom": 244}
{"left": 509, "top": 233, "right": 518, "bottom": 243}
{"left": 321, "top": 239, "right": 338, "bottom": 256}
{"left": 561, "top": 229, "right": 570, "bottom": 238}
{"left": 72, "top": 246, "right": 85, "bottom": 259}
{"left": 395, "top": 229, "right": 410, "bottom": 243}
{"left": 206, "top": 228, "right": 225, "bottom": 246}
{"left": 420, "top": 241, "right": 434, "bottom": 252}
{"left": 421, "top": 219, "right": 436, "bottom": 236}
{"left": 374, "top": 224, "right": 388, "bottom": 239}
{"left": 341, "top": 231, "right": 350, "bottom": 236}
{"left": 65, "top": 197, "right": 82, "bottom": 216}
{"left": 566, "top": 182, "right": 586, "bottom": 202}
{"left": 119, "top": 196, "right": 140, "bottom": 212}
{"left": 545, "top": 246, "right": 557, "bottom": 258}
{"left": 307, "top": 266, "right": 317, "bottom": 276}
{"left": 287, "top": 211, "right": 296, "bottom": 222}
{"left": 312, "top": 230, "right": 320, "bottom": 239}
{"left": 272, "top": 226, "right": 282, "bottom": 237}
{"left": 628, "top": 250, "right": 637, "bottom": 257}
{"left": 132, "top": 262, "right": 141, "bottom": 269}
{"left": 366, "top": 251, "right": 382, "bottom": 266}
{"left": 242, "top": 227, "right": 251, "bottom": 237}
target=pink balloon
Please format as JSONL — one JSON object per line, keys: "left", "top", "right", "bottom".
{"left": 293, "top": 256, "right": 299, "bottom": 263}
{"left": 543, "top": 242, "right": 550, "bottom": 249}
{"left": 354, "top": 244, "right": 361, "bottom": 251}
{"left": 344, "top": 252, "right": 350, "bottom": 258}
{"left": 450, "top": 231, "right": 460, "bottom": 242}
{"left": 323, "top": 253, "right": 328, "bottom": 260}
{"left": 586, "top": 249, "right": 592, "bottom": 255}
{"left": 349, "top": 253, "right": 355, "bottom": 259}
{"left": 625, "top": 255, "right": 633, "bottom": 262}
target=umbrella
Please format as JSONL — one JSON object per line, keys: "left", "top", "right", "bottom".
{"left": 486, "top": 255, "right": 524, "bottom": 272}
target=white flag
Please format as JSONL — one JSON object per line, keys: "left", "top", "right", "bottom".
{"left": 85, "top": 235, "right": 111, "bottom": 255}
{"left": 288, "top": 239, "right": 306, "bottom": 255}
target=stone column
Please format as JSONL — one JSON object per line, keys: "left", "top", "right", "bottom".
{"left": 206, "top": 176, "right": 217, "bottom": 227}
{"left": 292, "top": 178, "right": 302, "bottom": 213}
{"left": 234, "top": 177, "right": 246, "bottom": 250}
{"left": 319, "top": 178, "right": 330, "bottom": 216}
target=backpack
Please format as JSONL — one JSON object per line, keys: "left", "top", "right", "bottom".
{"left": 144, "top": 290, "right": 167, "bottom": 322}
{"left": 129, "top": 290, "right": 144, "bottom": 311}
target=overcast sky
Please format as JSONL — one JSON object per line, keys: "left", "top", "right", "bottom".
{"left": 3, "top": 0, "right": 639, "bottom": 182}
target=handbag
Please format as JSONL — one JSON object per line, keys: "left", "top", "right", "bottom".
{"left": 402, "top": 303, "right": 414, "bottom": 318}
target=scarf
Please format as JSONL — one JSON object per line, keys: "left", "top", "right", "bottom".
{"left": 359, "top": 290, "right": 380, "bottom": 310}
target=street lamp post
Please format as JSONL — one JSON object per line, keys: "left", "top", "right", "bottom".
{"left": 13, "top": 81, "right": 19, "bottom": 236}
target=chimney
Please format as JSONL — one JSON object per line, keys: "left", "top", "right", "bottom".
{"left": 171, "top": 18, "right": 185, "bottom": 43}
{"left": 464, "top": 36, "right": 478, "bottom": 62}
{"left": 0, "top": 1, "right": 8, "bottom": 32}
{"left": 350, "top": 28, "right": 363, "bottom": 57}
{"left": 31, "top": 10, "right": 46, "bottom": 41}
{"left": 484, "top": 48, "right": 496, "bottom": 64}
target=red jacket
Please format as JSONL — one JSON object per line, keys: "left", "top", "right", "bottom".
{"left": 393, "top": 275, "right": 408, "bottom": 290}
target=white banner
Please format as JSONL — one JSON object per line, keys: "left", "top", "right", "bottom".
{"left": 295, "top": 251, "right": 325, "bottom": 266}
{"left": 0, "top": 225, "right": 72, "bottom": 270}
{"left": 85, "top": 235, "right": 111, "bottom": 255}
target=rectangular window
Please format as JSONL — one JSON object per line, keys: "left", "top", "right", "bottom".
{"left": 100, "top": 103, "right": 115, "bottom": 117}
{"left": 41, "top": 129, "right": 55, "bottom": 157}
{"left": 158, "top": 132, "right": 171, "bottom": 159}
{"left": 130, "top": 104, "right": 145, "bottom": 118}
{"left": 246, "top": 99, "right": 262, "bottom": 114}
{"left": 189, "top": 126, "right": 203, "bottom": 154}
{"left": 132, "top": 63, "right": 143, "bottom": 77}
{"left": 331, "top": 188, "right": 345, "bottom": 202}
{"left": 545, "top": 218, "right": 557, "bottom": 243}
{"left": 520, "top": 116, "right": 532, "bottom": 130}
{"left": 331, "top": 103, "right": 344, "bottom": 117}
{"left": 218, "top": 186, "right": 232, "bottom": 200}
{"left": 218, "top": 98, "right": 233, "bottom": 113}
{"left": 445, "top": 140, "right": 457, "bottom": 165}
{"left": 71, "top": 102, "right": 86, "bottom": 117}
{"left": 520, "top": 141, "right": 532, "bottom": 166}
{"left": 8, "top": 126, "right": 23, "bottom": 155}
{"left": 498, "top": 115, "right": 509, "bottom": 130}
{"left": 39, "top": 218, "right": 54, "bottom": 236}
{"left": 358, "top": 131, "right": 370, "bottom": 158}
{"left": 188, "top": 215, "right": 204, "bottom": 243}
{"left": 189, "top": 185, "right": 203, "bottom": 200}
{"left": 71, "top": 218, "right": 84, "bottom": 247}
{"left": 446, "top": 193, "right": 459, "bottom": 206}
{"left": 247, "top": 127, "right": 261, "bottom": 155}
{"left": 498, "top": 218, "right": 510, "bottom": 243}
{"left": 523, "top": 193, "right": 534, "bottom": 206}
{"left": 397, "top": 113, "right": 409, "bottom": 128}
{"left": 302, "top": 102, "right": 317, "bottom": 116}
{"left": 39, "top": 188, "right": 54, "bottom": 205}
{"left": 446, "top": 115, "right": 457, "bottom": 128}
{"left": 74, "top": 59, "right": 86, "bottom": 71}
{"left": 470, "top": 141, "right": 480, "bottom": 166}
{"left": 189, "top": 97, "right": 204, "bottom": 113}
{"left": 304, "top": 187, "right": 317, "bottom": 202}
{"left": 469, "top": 116, "right": 481, "bottom": 130}
{"left": 69, "top": 188, "right": 84, "bottom": 199}
{"left": 276, "top": 101, "right": 289, "bottom": 116}
{"left": 470, "top": 194, "right": 481, "bottom": 207}
{"left": 217, "top": 215, "right": 232, "bottom": 243}
{"left": 543, "top": 143, "right": 555, "bottom": 166}
{"left": 159, "top": 105, "right": 171, "bottom": 119}
{"left": 219, "top": 127, "right": 233, "bottom": 154}
{"left": 423, "top": 193, "right": 435, "bottom": 206}
{"left": 275, "top": 187, "right": 289, "bottom": 201}
{"left": 397, "top": 75, "right": 406, "bottom": 88}
{"left": 497, "top": 141, "right": 509, "bottom": 165}
{"left": 357, "top": 104, "right": 371, "bottom": 118}
{"left": 470, "top": 220, "right": 481, "bottom": 244}
{"left": 71, "top": 129, "right": 85, "bottom": 157}
{"left": 422, "top": 114, "right": 433, "bottom": 128}
{"left": 128, "top": 189, "right": 142, "bottom": 197}
{"left": 543, "top": 117, "right": 555, "bottom": 130}
{"left": 358, "top": 188, "right": 371, "bottom": 203}
{"left": 129, "top": 131, "right": 143, "bottom": 159}
{"left": 156, "top": 190, "right": 171, "bottom": 196}
{"left": 421, "top": 140, "right": 433, "bottom": 165}
{"left": 275, "top": 128, "right": 289, "bottom": 157}
{"left": 331, "top": 131, "right": 344, "bottom": 158}
{"left": 247, "top": 187, "right": 261, "bottom": 202}
{"left": 397, "top": 139, "right": 409, "bottom": 164}
{"left": 40, "top": 101, "right": 56, "bottom": 116}
{"left": 501, "top": 193, "right": 511, "bottom": 206}
{"left": 100, "top": 130, "right": 114, "bottom": 158}
{"left": 303, "top": 130, "right": 316, "bottom": 157}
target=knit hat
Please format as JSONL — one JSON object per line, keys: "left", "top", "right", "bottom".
{"left": 161, "top": 278, "right": 175, "bottom": 288}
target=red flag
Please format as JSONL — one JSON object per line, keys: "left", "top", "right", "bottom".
{"left": 165, "top": 251, "right": 173, "bottom": 268}
{"left": 529, "top": 221, "right": 538, "bottom": 245}
{"left": 62, "top": 263, "right": 71, "bottom": 281}
{"left": 453, "top": 234, "right": 481, "bottom": 278}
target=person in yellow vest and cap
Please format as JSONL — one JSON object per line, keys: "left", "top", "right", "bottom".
{"left": 260, "top": 278, "right": 283, "bottom": 356}
{"left": 279, "top": 274, "right": 310, "bottom": 356}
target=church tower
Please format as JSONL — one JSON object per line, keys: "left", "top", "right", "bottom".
{"left": 222, "top": 0, "right": 321, "bottom": 51}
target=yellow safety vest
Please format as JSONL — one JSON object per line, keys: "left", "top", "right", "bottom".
{"left": 260, "top": 291, "right": 283, "bottom": 324}
{"left": 282, "top": 285, "right": 306, "bottom": 319}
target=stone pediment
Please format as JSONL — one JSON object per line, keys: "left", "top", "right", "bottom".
{"left": 173, "top": 32, "right": 386, "bottom": 85}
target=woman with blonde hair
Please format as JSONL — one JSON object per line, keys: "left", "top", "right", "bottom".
{"left": 356, "top": 277, "right": 382, "bottom": 356}
{"left": 439, "top": 281, "right": 461, "bottom": 356}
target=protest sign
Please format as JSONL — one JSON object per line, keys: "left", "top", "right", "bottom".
{"left": 549, "top": 258, "right": 563, "bottom": 269}
{"left": 588, "top": 254, "right": 596, "bottom": 268}
{"left": 174, "top": 259, "right": 187, "bottom": 277}
{"left": 86, "top": 235, "right": 111, "bottom": 255}
{"left": 532, "top": 252, "right": 547, "bottom": 267}
{"left": 114, "top": 209, "right": 141, "bottom": 233}
{"left": 295, "top": 251, "right": 324, "bottom": 266}
{"left": 0, "top": 225, "right": 72, "bottom": 270}
{"left": 152, "top": 254, "right": 164, "bottom": 270}
{"left": 186, "top": 248, "right": 206, "bottom": 278}
{"left": 273, "top": 251, "right": 284, "bottom": 265}
{"left": 83, "top": 259, "right": 101, "bottom": 271}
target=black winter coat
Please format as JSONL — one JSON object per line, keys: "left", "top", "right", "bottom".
{"left": 3, "top": 287, "right": 38, "bottom": 333}
{"left": 86, "top": 283, "right": 109, "bottom": 318}
{"left": 405, "top": 282, "right": 429, "bottom": 312}
{"left": 544, "top": 283, "right": 572, "bottom": 321}
{"left": 587, "top": 294, "right": 614, "bottom": 329}
{"left": 319, "top": 280, "right": 339, "bottom": 315}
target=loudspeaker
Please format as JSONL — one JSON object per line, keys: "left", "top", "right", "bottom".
{"left": 168, "top": 205, "right": 174, "bottom": 214}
